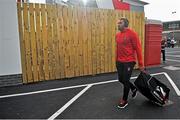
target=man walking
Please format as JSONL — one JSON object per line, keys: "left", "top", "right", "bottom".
{"left": 116, "top": 18, "right": 144, "bottom": 108}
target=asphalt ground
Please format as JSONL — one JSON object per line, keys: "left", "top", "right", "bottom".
{"left": 0, "top": 48, "right": 180, "bottom": 119}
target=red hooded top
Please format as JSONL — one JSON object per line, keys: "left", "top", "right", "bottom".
{"left": 116, "top": 28, "right": 144, "bottom": 67}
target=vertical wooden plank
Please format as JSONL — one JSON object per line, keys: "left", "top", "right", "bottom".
{"left": 100, "top": 9, "right": 105, "bottom": 73}
{"left": 67, "top": 7, "right": 72, "bottom": 78}
{"left": 111, "top": 11, "right": 116, "bottom": 72}
{"left": 105, "top": 9, "right": 110, "bottom": 73}
{"left": 95, "top": 9, "right": 101, "bottom": 74}
{"left": 73, "top": 7, "right": 80, "bottom": 77}
{"left": 139, "top": 12, "right": 143, "bottom": 67}
{"left": 95, "top": 9, "right": 99, "bottom": 74}
{"left": 126, "top": 11, "right": 130, "bottom": 24}
{"left": 71, "top": 7, "right": 79, "bottom": 76}
{"left": 115, "top": 11, "right": 119, "bottom": 71}
{"left": 56, "top": 5, "right": 61, "bottom": 79}
{"left": 76, "top": 7, "right": 81, "bottom": 76}
{"left": 57, "top": 5, "right": 65, "bottom": 79}
{"left": 86, "top": 8, "right": 92, "bottom": 75}
{"left": 135, "top": 12, "right": 140, "bottom": 68}
{"left": 109, "top": 10, "right": 114, "bottom": 73}
{"left": 86, "top": 8, "right": 90, "bottom": 75}
{"left": 85, "top": 8, "right": 89, "bottom": 75}
{"left": 138, "top": 12, "right": 143, "bottom": 68}
{"left": 137, "top": 13, "right": 140, "bottom": 35}
{"left": 132, "top": 11, "right": 136, "bottom": 30}
{"left": 92, "top": 10, "right": 97, "bottom": 75}
{"left": 82, "top": 8, "right": 88, "bottom": 76}
{"left": 35, "top": 3, "right": 45, "bottom": 81}
{"left": 142, "top": 12, "right": 145, "bottom": 53}
{"left": 93, "top": 9, "right": 97, "bottom": 74}
{"left": 98, "top": 9, "right": 101, "bottom": 74}
{"left": 141, "top": 12, "right": 145, "bottom": 64}
{"left": 77, "top": 7, "right": 84, "bottom": 76}
{"left": 111, "top": 10, "right": 116, "bottom": 72}
{"left": 107, "top": 10, "right": 112, "bottom": 72}
{"left": 68, "top": 6, "right": 75, "bottom": 77}
{"left": 47, "top": 4, "right": 54, "bottom": 80}
{"left": 17, "top": 3, "right": 28, "bottom": 83}
{"left": 99, "top": 9, "right": 102, "bottom": 73}
{"left": 71, "top": 6, "right": 75, "bottom": 76}
{"left": 111, "top": 11, "right": 118, "bottom": 71}
{"left": 56, "top": 5, "right": 64, "bottom": 78}
{"left": 98, "top": 9, "right": 102, "bottom": 74}
{"left": 46, "top": 4, "right": 51, "bottom": 79}
{"left": 132, "top": 12, "right": 137, "bottom": 68}
{"left": 124, "top": 10, "right": 128, "bottom": 18}
{"left": 66, "top": 6, "right": 72, "bottom": 78}
{"left": 106, "top": 10, "right": 109, "bottom": 73}
{"left": 52, "top": 5, "right": 61, "bottom": 79}
{"left": 62, "top": 6, "right": 69, "bottom": 77}
{"left": 106, "top": 10, "right": 110, "bottom": 73}
{"left": 80, "top": 8, "right": 85, "bottom": 76}
{"left": 50, "top": 5, "right": 55, "bottom": 80}
{"left": 139, "top": 12, "right": 142, "bottom": 62}
{"left": 68, "top": 6, "right": 73, "bottom": 77}
{"left": 51, "top": 5, "right": 57, "bottom": 80}
{"left": 134, "top": 12, "right": 137, "bottom": 69}
{"left": 129, "top": 11, "right": 133, "bottom": 29}
{"left": 41, "top": 4, "right": 49, "bottom": 80}
{"left": 63, "top": 6, "right": 68, "bottom": 78}
{"left": 105, "top": 10, "right": 111, "bottom": 73}
{"left": 29, "top": 3, "right": 39, "bottom": 82}
{"left": 23, "top": 3, "right": 33, "bottom": 83}
{"left": 91, "top": 9, "right": 96, "bottom": 75}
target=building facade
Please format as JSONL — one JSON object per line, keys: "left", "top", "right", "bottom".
{"left": 163, "top": 21, "right": 180, "bottom": 46}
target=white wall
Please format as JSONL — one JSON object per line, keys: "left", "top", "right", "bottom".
{"left": 0, "top": 0, "right": 22, "bottom": 75}
{"left": 96, "top": 0, "right": 114, "bottom": 9}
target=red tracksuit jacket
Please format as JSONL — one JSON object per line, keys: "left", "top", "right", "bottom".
{"left": 116, "top": 28, "right": 144, "bottom": 67}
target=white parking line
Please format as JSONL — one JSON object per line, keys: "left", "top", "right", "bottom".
{"left": 0, "top": 84, "right": 89, "bottom": 99}
{"left": 0, "top": 72, "right": 165, "bottom": 99}
{"left": 48, "top": 72, "right": 180, "bottom": 120}
{"left": 47, "top": 84, "right": 92, "bottom": 120}
{"left": 163, "top": 72, "right": 180, "bottom": 96}
{"left": 166, "top": 51, "right": 180, "bottom": 54}
{"left": 0, "top": 72, "right": 180, "bottom": 120}
{"left": 166, "top": 55, "right": 180, "bottom": 57}
{"left": 166, "top": 59, "right": 180, "bottom": 63}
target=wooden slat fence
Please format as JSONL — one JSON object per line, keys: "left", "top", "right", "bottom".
{"left": 17, "top": 3, "right": 145, "bottom": 83}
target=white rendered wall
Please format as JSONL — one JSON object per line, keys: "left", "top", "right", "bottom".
{"left": 0, "top": 0, "right": 22, "bottom": 75}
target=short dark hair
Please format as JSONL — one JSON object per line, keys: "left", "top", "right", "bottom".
{"left": 120, "top": 17, "right": 129, "bottom": 27}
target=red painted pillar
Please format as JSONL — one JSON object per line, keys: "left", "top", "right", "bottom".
{"left": 144, "top": 20, "right": 163, "bottom": 67}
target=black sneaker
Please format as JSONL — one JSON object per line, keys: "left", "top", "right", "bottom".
{"left": 132, "top": 88, "right": 137, "bottom": 99}
{"left": 117, "top": 99, "right": 128, "bottom": 108}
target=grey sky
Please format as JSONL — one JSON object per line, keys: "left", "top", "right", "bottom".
{"left": 143, "top": 0, "right": 180, "bottom": 22}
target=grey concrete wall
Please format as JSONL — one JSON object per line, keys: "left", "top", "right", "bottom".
{"left": 130, "top": 5, "right": 144, "bottom": 12}
{"left": 96, "top": 0, "right": 114, "bottom": 9}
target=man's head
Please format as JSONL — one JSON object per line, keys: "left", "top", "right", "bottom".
{"left": 117, "top": 17, "right": 129, "bottom": 31}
